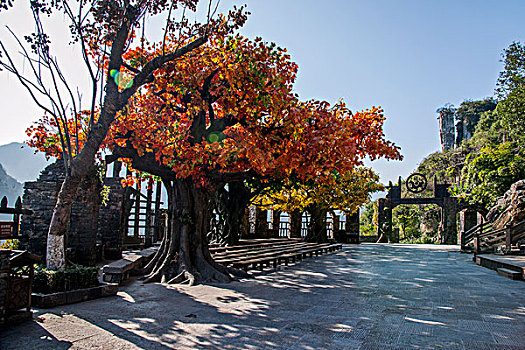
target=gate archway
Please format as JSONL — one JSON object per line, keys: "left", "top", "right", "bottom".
{"left": 377, "top": 174, "right": 458, "bottom": 244}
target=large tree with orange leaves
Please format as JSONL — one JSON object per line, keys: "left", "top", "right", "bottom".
{"left": 6, "top": 0, "right": 247, "bottom": 270}
{"left": 101, "top": 33, "right": 401, "bottom": 284}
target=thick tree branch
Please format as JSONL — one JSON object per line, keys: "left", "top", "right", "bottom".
{"left": 111, "top": 145, "right": 177, "bottom": 180}
{"left": 119, "top": 36, "right": 207, "bottom": 105}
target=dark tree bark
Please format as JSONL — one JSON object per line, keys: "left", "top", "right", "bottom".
{"left": 289, "top": 209, "right": 302, "bottom": 239}
{"left": 225, "top": 181, "right": 252, "bottom": 244}
{"left": 143, "top": 179, "right": 249, "bottom": 285}
{"left": 305, "top": 204, "right": 329, "bottom": 243}
{"left": 208, "top": 181, "right": 252, "bottom": 246}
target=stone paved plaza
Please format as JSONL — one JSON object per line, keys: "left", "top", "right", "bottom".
{"left": 1, "top": 244, "right": 524, "bottom": 349}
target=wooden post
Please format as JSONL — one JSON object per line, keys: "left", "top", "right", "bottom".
{"left": 153, "top": 180, "right": 162, "bottom": 242}
{"left": 27, "top": 263, "right": 34, "bottom": 312}
{"left": 134, "top": 177, "right": 141, "bottom": 238}
{"left": 474, "top": 233, "right": 480, "bottom": 255}
{"left": 112, "top": 160, "right": 122, "bottom": 178}
{"left": 145, "top": 181, "right": 153, "bottom": 247}
{"left": 505, "top": 225, "right": 512, "bottom": 254}
{"left": 460, "top": 230, "right": 465, "bottom": 251}
{"left": 13, "top": 197, "right": 21, "bottom": 237}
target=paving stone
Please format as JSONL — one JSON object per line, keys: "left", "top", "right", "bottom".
{"left": 2, "top": 244, "right": 525, "bottom": 349}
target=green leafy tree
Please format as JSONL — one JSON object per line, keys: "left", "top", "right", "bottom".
{"left": 455, "top": 98, "right": 497, "bottom": 136}
{"left": 359, "top": 202, "right": 377, "bottom": 236}
{"left": 496, "top": 42, "right": 525, "bottom": 141}
{"left": 454, "top": 142, "right": 525, "bottom": 209}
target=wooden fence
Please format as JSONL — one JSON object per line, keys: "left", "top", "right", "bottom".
{"left": 0, "top": 197, "right": 32, "bottom": 240}
{"left": 461, "top": 219, "right": 525, "bottom": 254}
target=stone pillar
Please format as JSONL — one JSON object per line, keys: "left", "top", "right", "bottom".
{"left": 144, "top": 183, "right": 153, "bottom": 248}
{"left": 442, "top": 197, "right": 458, "bottom": 244}
{"left": 241, "top": 207, "right": 250, "bottom": 239}
{"left": 289, "top": 210, "right": 302, "bottom": 238}
{"left": 459, "top": 208, "right": 477, "bottom": 249}
{"left": 377, "top": 198, "right": 392, "bottom": 243}
{"left": 0, "top": 250, "right": 9, "bottom": 325}
{"left": 153, "top": 180, "right": 163, "bottom": 242}
{"left": 332, "top": 213, "right": 340, "bottom": 233}
{"left": 269, "top": 210, "right": 281, "bottom": 238}
{"left": 341, "top": 210, "right": 360, "bottom": 244}
{"left": 460, "top": 209, "right": 478, "bottom": 233}
{"left": 392, "top": 227, "right": 400, "bottom": 243}
{"left": 345, "top": 210, "right": 360, "bottom": 234}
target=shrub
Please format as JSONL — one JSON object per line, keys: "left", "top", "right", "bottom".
{"left": 0, "top": 239, "right": 20, "bottom": 249}
{"left": 33, "top": 265, "right": 100, "bottom": 294}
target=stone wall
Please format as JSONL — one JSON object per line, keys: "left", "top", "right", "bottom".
{"left": 20, "top": 161, "right": 64, "bottom": 261}
{"left": 69, "top": 169, "right": 102, "bottom": 266}
{"left": 98, "top": 177, "right": 125, "bottom": 260}
{"left": 20, "top": 161, "right": 103, "bottom": 266}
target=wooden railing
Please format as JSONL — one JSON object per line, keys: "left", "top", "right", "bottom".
{"left": 461, "top": 219, "right": 525, "bottom": 254}
{"left": 0, "top": 196, "right": 32, "bottom": 240}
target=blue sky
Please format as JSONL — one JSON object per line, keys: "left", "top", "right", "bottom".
{"left": 1, "top": 0, "right": 524, "bottom": 184}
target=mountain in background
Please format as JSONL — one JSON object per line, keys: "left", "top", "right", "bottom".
{"left": 0, "top": 163, "right": 23, "bottom": 204}
{"left": 0, "top": 142, "right": 50, "bottom": 183}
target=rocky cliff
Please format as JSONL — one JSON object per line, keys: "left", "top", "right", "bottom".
{"left": 487, "top": 179, "right": 525, "bottom": 229}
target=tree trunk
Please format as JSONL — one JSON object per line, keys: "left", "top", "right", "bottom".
{"left": 225, "top": 181, "right": 251, "bottom": 244}
{"left": 289, "top": 209, "right": 302, "bottom": 238}
{"left": 43, "top": 23, "right": 207, "bottom": 269}
{"left": 143, "top": 179, "right": 249, "bottom": 285}
{"left": 305, "top": 205, "right": 328, "bottom": 243}
{"left": 208, "top": 181, "right": 251, "bottom": 246}
{"left": 45, "top": 83, "right": 122, "bottom": 269}
{"left": 46, "top": 172, "right": 83, "bottom": 270}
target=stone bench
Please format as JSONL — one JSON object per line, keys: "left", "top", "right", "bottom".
{"left": 102, "top": 246, "right": 157, "bottom": 284}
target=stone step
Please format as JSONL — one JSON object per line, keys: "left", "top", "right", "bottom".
{"left": 102, "top": 246, "right": 158, "bottom": 283}
{"left": 496, "top": 267, "right": 523, "bottom": 280}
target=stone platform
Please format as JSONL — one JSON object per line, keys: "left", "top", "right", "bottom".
{"left": 475, "top": 253, "right": 525, "bottom": 280}
{"left": 1, "top": 244, "right": 524, "bottom": 349}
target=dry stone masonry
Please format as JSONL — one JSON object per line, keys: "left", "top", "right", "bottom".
{"left": 20, "top": 161, "right": 125, "bottom": 265}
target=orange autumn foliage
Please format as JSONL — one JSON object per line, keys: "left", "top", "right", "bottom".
{"left": 105, "top": 33, "right": 401, "bottom": 186}
{"left": 28, "top": 32, "right": 401, "bottom": 187}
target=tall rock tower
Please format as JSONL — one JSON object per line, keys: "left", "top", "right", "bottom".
{"left": 437, "top": 106, "right": 456, "bottom": 151}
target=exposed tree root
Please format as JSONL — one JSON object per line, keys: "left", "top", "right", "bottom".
{"left": 141, "top": 178, "right": 254, "bottom": 286}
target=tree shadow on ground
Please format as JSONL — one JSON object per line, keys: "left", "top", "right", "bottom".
{"left": 2, "top": 244, "right": 524, "bottom": 349}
